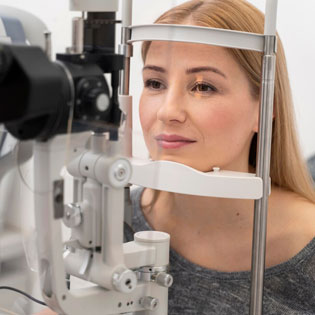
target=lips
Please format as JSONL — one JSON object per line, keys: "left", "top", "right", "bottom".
{"left": 154, "top": 134, "right": 196, "bottom": 149}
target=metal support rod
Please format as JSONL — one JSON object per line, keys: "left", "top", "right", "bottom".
{"left": 264, "top": 0, "right": 278, "bottom": 36}
{"left": 119, "top": 27, "right": 132, "bottom": 95}
{"left": 119, "top": 0, "right": 133, "bottom": 96}
{"left": 71, "top": 16, "right": 84, "bottom": 54}
{"left": 249, "top": 35, "right": 277, "bottom": 315}
{"left": 44, "top": 30, "right": 52, "bottom": 60}
{"left": 119, "top": 0, "right": 133, "bottom": 157}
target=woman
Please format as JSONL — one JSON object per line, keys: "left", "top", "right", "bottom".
{"left": 38, "top": 0, "right": 315, "bottom": 314}
{"left": 133, "top": 0, "right": 315, "bottom": 313}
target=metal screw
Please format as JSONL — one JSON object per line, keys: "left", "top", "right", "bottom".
{"left": 63, "top": 203, "right": 82, "bottom": 228}
{"left": 112, "top": 270, "right": 137, "bottom": 293}
{"left": 114, "top": 164, "right": 127, "bottom": 181}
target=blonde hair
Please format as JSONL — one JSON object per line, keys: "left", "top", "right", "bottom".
{"left": 141, "top": 0, "right": 315, "bottom": 203}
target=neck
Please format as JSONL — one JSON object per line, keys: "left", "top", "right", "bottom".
{"left": 169, "top": 192, "right": 254, "bottom": 230}
{"left": 142, "top": 188, "right": 255, "bottom": 234}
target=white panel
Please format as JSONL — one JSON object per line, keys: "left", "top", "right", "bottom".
{"left": 130, "top": 158, "right": 263, "bottom": 200}
{"left": 130, "top": 24, "right": 265, "bottom": 52}
{"left": 70, "top": 0, "right": 119, "bottom": 12}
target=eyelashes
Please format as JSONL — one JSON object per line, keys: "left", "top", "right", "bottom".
{"left": 144, "top": 79, "right": 165, "bottom": 90}
{"left": 144, "top": 79, "right": 218, "bottom": 95}
{"left": 191, "top": 82, "right": 217, "bottom": 93}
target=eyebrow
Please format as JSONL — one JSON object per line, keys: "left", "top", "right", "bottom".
{"left": 186, "top": 66, "right": 226, "bottom": 79}
{"left": 142, "top": 65, "right": 226, "bottom": 79}
{"left": 142, "top": 65, "right": 166, "bottom": 73}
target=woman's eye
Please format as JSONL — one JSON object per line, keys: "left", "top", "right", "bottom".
{"left": 144, "top": 79, "right": 165, "bottom": 90}
{"left": 192, "top": 83, "right": 217, "bottom": 93}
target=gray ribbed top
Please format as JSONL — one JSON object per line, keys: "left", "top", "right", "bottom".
{"left": 125, "top": 187, "right": 315, "bottom": 315}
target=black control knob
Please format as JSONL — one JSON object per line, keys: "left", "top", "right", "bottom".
{"left": 83, "top": 87, "right": 110, "bottom": 114}
{"left": 76, "top": 77, "right": 111, "bottom": 120}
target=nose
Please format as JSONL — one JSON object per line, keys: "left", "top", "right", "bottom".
{"left": 156, "top": 87, "right": 187, "bottom": 124}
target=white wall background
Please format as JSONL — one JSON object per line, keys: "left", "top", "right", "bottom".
{"left": 0, "top": 0, "right": 314, "bottom": 159}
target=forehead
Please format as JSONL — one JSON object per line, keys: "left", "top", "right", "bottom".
{"left": 145, "top": 41, "right": 238, "bottom": 69}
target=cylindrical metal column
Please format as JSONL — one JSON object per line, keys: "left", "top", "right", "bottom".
{"left": 249, "top": 2, "right": 278, "bottom": 313}
{"left": 119, "top": 0, "right": 133, "bottom": 96}
{"left": 249, "top": 35, "right": 277, "bottom": 315}
{"left": 71, "top": 17, "right": 84, "bottom": 54}
{"left": 119, "top": 0, "right": 133, "bottom": 157}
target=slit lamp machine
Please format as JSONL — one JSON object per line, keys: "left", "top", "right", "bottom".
{"left": 0, "top": 0, "right": 278, "bottom": 314}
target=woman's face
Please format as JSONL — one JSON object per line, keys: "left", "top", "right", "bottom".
{"left": 139, "top": 41, "right": 259, "bottom": 172}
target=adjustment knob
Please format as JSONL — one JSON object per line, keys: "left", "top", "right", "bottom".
{"left": 139, "top": 296, "right": 159, "bottom": 311}
{"left": 75, "top": 77, "right": 111, "bottom": 120}
{"left": 83, "top": 88, "right": 110, "bottom": 114}
{"left": 63, "top": 203, "right": 82, "bottom": 228}
{"left": 155, "top": 272, "right": 173, "bottom": 288}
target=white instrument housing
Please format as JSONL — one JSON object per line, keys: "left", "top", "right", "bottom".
{"left": 69, "top": 0, "right": 119, "bottom": 12}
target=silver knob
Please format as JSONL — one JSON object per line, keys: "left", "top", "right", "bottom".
{"left": 155, "top": 272, "right": 173, "bottom": 288}
{"left": 63, "top": 203, "right": 82, "bottom": 228}
{"left": 139, "top": 296, "right": 159, "bottom": 311}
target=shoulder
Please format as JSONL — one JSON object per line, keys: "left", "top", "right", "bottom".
{"left": 269, "top": 186, "right": 315, "bottom": 233}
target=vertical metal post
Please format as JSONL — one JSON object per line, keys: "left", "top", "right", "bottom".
{"left": 44, "top": 30, "right": 52, "bottom": 60}
{"left": 119, "top": 0, "right": 133, "bottom": 96}
{"left": 249, "top": 27, "right": 278, "bottom": 315}
{"left": 119, "top": 0, "right": 133, "bottom": 157}
{"left": 249, "top": 39, "right": 276, "bottom": 314}
{"left": 249, "top": 2, "right": 278, "bottom": 313}
{"left": 71, "top": 16, "right": 84, "bottom": 54}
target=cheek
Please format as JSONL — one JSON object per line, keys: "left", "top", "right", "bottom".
{"left": 196, "top": 106, "right": 235, "bottom": 137}
{"left": 139, "top": 93, "right": 156, "bottom": 135}
{"left": 195, "top": 101, "right": 257, "bottom": 143}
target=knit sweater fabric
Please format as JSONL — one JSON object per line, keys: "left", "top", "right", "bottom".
{"left": 125, "top": 187, "right": 315, "bottom": 315}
